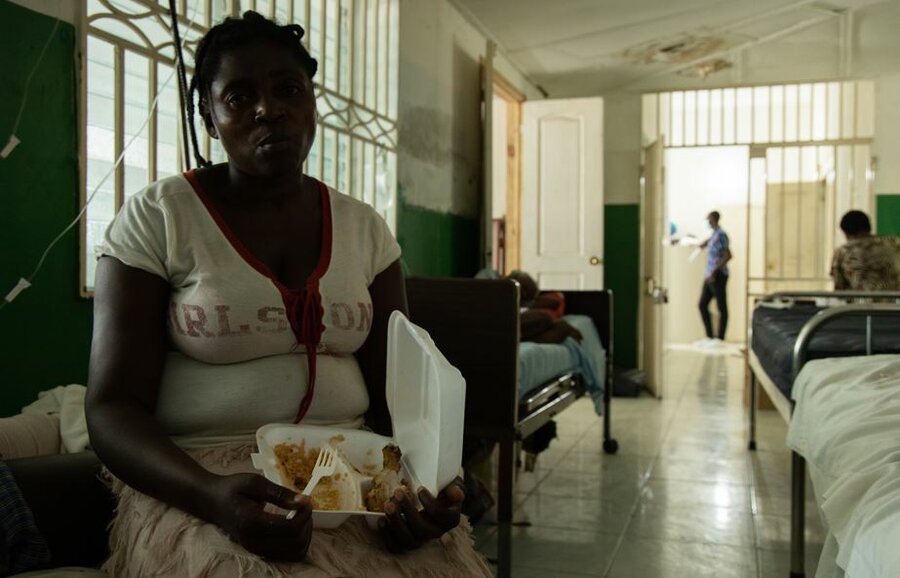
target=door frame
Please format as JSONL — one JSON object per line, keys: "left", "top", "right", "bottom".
{"left": 492, "top": 72, "right": 525, "bottom": 274}
{"left": 639, "top": 139, "right": 665, "bottom": 398}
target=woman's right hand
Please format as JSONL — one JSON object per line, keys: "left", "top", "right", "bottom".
{"left": 206, "top": 473, "right": 313, "bottom": 562}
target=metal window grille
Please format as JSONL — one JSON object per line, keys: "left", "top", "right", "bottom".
{"left": 80, "top": 0, "right": 398, "bottom": 293}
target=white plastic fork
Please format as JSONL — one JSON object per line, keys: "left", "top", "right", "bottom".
{"left": 286, "top": 445, "right": 337, "bottom": 520}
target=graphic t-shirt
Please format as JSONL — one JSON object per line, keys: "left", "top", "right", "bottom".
{"left": 99, "top": 173, "right": 401, "bottom": 444}
{"left": 831, "top": 235, "right": 900, "bottom": 291}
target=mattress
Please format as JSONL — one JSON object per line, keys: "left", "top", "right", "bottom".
{"left": 787, "top": 355, "right": 900, "bottom": 578}
{"left": 750, "top": 304, "right": 900, "bottom": 398}
{"left": 517, "top": 314, "right": 606, "bottom": 400}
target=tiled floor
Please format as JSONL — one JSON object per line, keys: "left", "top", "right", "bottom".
{"left": 473, "top": 348, "right": 825, "bottom": 577}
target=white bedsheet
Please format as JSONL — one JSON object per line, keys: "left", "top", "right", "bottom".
{"left": 787, "top": 355, "right": 900, "bottom": 578}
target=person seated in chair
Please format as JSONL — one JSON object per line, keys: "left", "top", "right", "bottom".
{"left": 831, "top": 210, "right": 900, "bottom": 291}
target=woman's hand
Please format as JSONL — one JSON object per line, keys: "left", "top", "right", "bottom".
{"left": 379, "top": 479, "right": 464, "bottom": 552}
{"left": 207, "top": 473, "right": 313, "bottom": 561}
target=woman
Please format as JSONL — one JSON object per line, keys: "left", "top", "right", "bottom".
{"left": 86, "top": 11, "right": 491, "bottom": 577}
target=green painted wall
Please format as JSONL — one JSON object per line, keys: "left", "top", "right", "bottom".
{"left": 396, "top": 193, "right": 480, "bottom": 278}
{"left": 396, "top": 197, "right": 641, "bottom": 368}
{"left": 0, "top": 2, "right": 88, "bottom": 417}
{"left": 604, "top": 204, "right": 640, "bottom": 369}
{"left": 877, "top": 194, "right": 900, "bottom": 235}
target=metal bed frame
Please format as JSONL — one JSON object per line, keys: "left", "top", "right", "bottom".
{"left": 746, "top": 291, "right": 900, "bottom": 578}
{"left": 405, "top": 278, "right": 618, "bottom": 578}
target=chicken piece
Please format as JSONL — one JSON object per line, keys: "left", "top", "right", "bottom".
{"left": 365, "top": 444, "right": 409, "bottom": 512}
{"left": 382, "top": 444, "right": 402, "bottom": 473}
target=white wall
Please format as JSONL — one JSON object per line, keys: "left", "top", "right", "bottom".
{"left": 604, "top": 93, "right": 642, "bottom": 206}
{"left": 874, "top": 73, "right": 900, "bottom": 195}
{"left": 397, "top": 0, "right": 540, "bottom": 218}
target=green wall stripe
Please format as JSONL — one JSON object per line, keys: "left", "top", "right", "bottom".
{"left": 604, "top": 204, "right": 640, "bottom": 369}
{"left": 396, "top": 194, "right": 479, "bottom": 278}
{"left": 0, "top": 1, "right": 87, "bottom": 416}
{"left": 877, "top": 194, "right": 900, "bottom": 236}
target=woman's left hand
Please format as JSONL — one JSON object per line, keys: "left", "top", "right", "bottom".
{"left": 379, "top": 479, "right": 464, "bottom": 552}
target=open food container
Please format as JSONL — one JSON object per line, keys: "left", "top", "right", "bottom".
{"left": 251, "top": 311, "right": 466, "bottom": 528}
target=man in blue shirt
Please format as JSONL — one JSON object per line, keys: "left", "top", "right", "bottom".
{"left": 698, "top": 211, "right": 732, "bottom": 343}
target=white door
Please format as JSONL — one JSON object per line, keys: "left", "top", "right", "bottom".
{"left": 641, "top": 140, "right": 666, "bottom": 398}
{"left": 520, "top": 98, "right": 604, "bottom": 290}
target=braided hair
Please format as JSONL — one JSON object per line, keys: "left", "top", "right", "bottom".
{"left": 187, "top": 10, "right": 318, "bottom": 167}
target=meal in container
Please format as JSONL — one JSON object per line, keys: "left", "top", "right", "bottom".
{"left": 273, "top": 437, "right": 413, "bottom": 512}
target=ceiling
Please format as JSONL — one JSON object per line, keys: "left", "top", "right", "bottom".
{"left": 453, "top": 0, "right": 900, "bottom": 96}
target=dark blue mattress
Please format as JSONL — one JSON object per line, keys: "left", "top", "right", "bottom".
{"left": 751, "top": 305, "right": 900, "bottom": 398}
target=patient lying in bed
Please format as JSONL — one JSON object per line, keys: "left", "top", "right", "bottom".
{"left": 508, "top": 270, "right": 585, "bottom": 344}
{"left": 507, "top": 271, "right": 606, "bottom": 415}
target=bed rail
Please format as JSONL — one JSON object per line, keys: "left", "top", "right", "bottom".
{"left": 793, "top": 303, "right": 900, "bottom": 376}
{"left": 760, "top": 290, "right": 900, "bottom": 303}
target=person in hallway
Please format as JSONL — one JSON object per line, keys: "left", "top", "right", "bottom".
{"left": 698, "top": 211, "right": 732, "bottom": 345}
{"left": 831, "top": 210, "right": 900, "bottom": 291}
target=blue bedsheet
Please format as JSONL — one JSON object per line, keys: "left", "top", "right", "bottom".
{"left": 751, "top": 305, "right": 900, "bottom": 398}
{"left": 518, "top": 314, "right": 606, "bottom": 415}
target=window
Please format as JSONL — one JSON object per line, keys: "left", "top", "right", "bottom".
{"left": 642, "top": 81, "right": 875, "bottom": 147}
{"left": 81, "top": 0, "right": 399, "bottom": 293}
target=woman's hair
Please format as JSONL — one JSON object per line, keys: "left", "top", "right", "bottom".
{"left": 187, "top": 10, "right": 318, "bottom": 167}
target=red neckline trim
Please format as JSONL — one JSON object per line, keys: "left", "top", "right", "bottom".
{"left": 184, "top": 170, "right": 333, "bottom": 293}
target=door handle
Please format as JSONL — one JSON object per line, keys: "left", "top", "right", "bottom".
{"left": 589, "top": 256, "right": 602, "bottom": 266}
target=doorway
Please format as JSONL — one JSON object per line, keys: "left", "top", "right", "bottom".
{"left": 486, "top": 78, "right": 605, "bottom": 289}
{"left": 664, "top": 146, "right": 751, "bottom": 346}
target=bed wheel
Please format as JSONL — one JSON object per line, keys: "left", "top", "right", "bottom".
{"left": 748, "top": 441, "right": 757, "bottom": 451}
{"left": 603, "top": 439, "right": 619, "bottom": 454}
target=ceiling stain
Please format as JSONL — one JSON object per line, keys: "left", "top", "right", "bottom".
{"left": 677, "top": 58, "right": 734, "bottom": 79}
{"left": 621, "top": 29, "right": 747, "bottom": 66}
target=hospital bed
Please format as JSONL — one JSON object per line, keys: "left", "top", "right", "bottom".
{"left": 788, "top": 351, "right": 900, "bottom": 578}
{"left": 746, "top": 292, "right": 900, "bottom": 577}
{"left": 405, "top": 277, "right": 617, "bottom": 578}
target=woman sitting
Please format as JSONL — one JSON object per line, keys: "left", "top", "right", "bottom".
{"left": 86, "top": 11, "right": 490, "bottom": 577}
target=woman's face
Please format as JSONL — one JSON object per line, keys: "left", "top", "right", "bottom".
{"left": 203, "top": 41, "right": 316, "bottom": 179}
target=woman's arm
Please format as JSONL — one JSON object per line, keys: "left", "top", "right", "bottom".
{"left": 356, "top": 259, "right": 408, "bottom": 437}
{"left": 87, "top": 257, "right": 312, "bottom": 561}
{"left": 716, "top": 247, "right": 733, "bottom": 271}
{"left": 520, "top": 309, "right": 555, "bottom": 341}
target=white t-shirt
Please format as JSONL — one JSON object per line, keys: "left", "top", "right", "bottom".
{"left": 99, "top": 173, "right": 401, "bottom": 444}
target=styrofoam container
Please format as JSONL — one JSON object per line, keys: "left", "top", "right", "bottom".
{"left": 251, "top": 311, "right": 466, "bottom": 529}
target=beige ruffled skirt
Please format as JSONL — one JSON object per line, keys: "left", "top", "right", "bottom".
{"left": 102, "top": 444, "right": 492, "bottom": 578}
